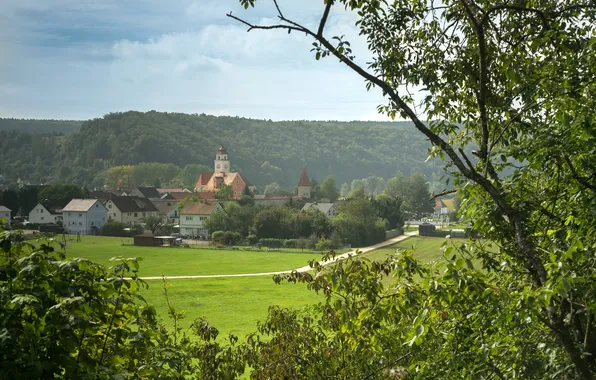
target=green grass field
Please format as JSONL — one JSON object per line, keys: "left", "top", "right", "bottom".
{"left": 47, "top": 235, "right": 457, "bottom": 338}
{"left": 60, "top": 236, "right": 323, "bottom": 277}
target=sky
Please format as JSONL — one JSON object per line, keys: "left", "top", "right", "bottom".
{"left": 0, "top": 0, "right": 394, "bottom": 121}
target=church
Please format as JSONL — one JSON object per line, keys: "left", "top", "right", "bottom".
{"left": 194, "top": 146, "right": 252, "bottom": 199}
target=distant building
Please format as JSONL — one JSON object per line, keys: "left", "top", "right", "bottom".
{"left": 89, "top": 190, "right": 120, "bottom": 201}
{"left": 179, "top": 201, "right": 224, "bottom": 239}
{"left": 160, "top": 192, "right": 194, "bottom": 201}
{"left": 157, "top": 188, "right": 191, "bottom": 194}
{"left": 28, "top": 200, "right": 68, "bottom": 224}
{"left": 301, "top": 202, "right": 338, "bottom": 218}
{"left": 0, "top": 206, "right": 11, "bottom": 227}
{"left": 129, "top": 187, "right": 162, "bottom": 199}
{"left": 62, "top": 199, "right": 108, "bottom": 235}
{"left": 297, "top": 168, "right": 311, "bottom": 199}
{"left": 151, "top": 199, "right": 180, "bottom": 224}
{"left": 194, "top": 146, "right": 254, "bottom": 199}
{"left": 104, "top": 196, "right": 159, "bottom": 225}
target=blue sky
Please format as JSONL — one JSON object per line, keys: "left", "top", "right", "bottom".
{"left": 0, "top": 0, "right": 393, "bottom": 121}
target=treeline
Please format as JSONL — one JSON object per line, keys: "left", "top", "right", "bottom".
{"left": 0, "top": 118, "right": 82, "bottom": 134}
{"left": 205, "top": 190, "right": 404, "bottom": 248}
{"left": 0, "top": 111, "right": 444, "bottom": 189}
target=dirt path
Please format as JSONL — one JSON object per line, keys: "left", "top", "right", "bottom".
{"left": 139, "top": 231, "right": 418, "bottom": 280}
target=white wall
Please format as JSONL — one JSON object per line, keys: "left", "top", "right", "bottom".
{"left": 1, "top": 210, "right": 10, "bottom": 226}
{"left": 63, "top": 201, "right": 107, "bottom": 234}
{"left": 29, "top": 203, "right": 62, "bottom": 224}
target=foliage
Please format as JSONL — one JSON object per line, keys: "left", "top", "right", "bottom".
{"left": 0, "top": 230, "right": 246, "bottom": 378}
{"left": 177, "top": 195, "right": 200, "bottom": 211}
{"left": 38, "top": 184, "right": 88, "bottom": 205}
{"left": 0, "top": 113, "right": 443, "bottom": 190}
{"left": 143, "top": 215, "right": 164, "bottom": 235}
{"left": 211, "top": 231, "right": 241, "bottom": 246}
{"left": 384, "top": 173, "right": 433, "bottom": 219}
{"left": 332, "top": 195, "right": 386, "bottom": 247}
{"left": 252, "top": 206, "right": 296, "bottom": 239}
{"left": 215, "top": 184, "right": 234, "bottom": 200}
{"left": 259, "top": 238, "right": 282, "bottom": 249}
{"left": 234, "top": 0, "right": 596, "bottom": 377}
{"left": 372, "top": 194, "right": 404, "bottom": 230}
{"left": 318, "top": 175, "right": 340, "bottom": 202}
{"left": 100, "top": 221, "right": 129, "bottom": 237}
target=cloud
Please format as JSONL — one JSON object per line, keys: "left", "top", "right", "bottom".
{"left": 0, "top": 0, "right": 391, "bottom": 120}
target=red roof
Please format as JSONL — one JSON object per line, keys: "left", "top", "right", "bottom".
{"left": 197, "top": 191, "right": 217, "bottom": 200}
{"left": 218, "top": 145, "right": 227, "bottom": 152}
{"left": 298, "top": 168, "right": 310, "bottom": 186}
{"left": 196, "top": 172, "right": 214, "bottom": 186}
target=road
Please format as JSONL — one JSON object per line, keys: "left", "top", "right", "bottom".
{"left": 139, "top": 231, "right": 418, "bottom": 280}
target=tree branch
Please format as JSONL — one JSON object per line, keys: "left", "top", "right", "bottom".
{"left": 318, "top": 0, "right": 334, "bottom": 37}
{"left": 563, "top": 154, "right": 596, "bottom": 191}
{"left": 430, "top": 189, "right": 457, "bottom": 199}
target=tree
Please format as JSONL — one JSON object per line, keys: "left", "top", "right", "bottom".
{"left": 373, "top": 194, "right": 404, "bottom": 230}
{"left": 176, "top": 164, "right": 211, "bottom": 189}
{"left": 0, "top": 189, "right": 19, "bottom": 215}
{"left": 177, "top": 195, "right": 200, "bottom": 211}
{"left": 38, "top": 184, "right": 87, "bottom": 206}
{"left": 215, "top": 184, "right": 234, "bottom": 200}
{"left": 232, "top": 1, "right": 596, "bottom": 377}
{"left": 143, "top": 214, "right": 164, "bottom": 235}
{"left": 319, "top": 175, "right": 340, "bottom": 202}
{"left": 309, "top": 179, "right": 320, "bottom": 200}
{"left": 263, "top": 182, "right": 280, "bottom": 196}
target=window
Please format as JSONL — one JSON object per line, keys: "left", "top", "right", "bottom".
{"left": 90, "top": 222, "right": 94, "bottom": 226}
{"left": 95, "top": 204, "right": 98, "bottom": 208}
{"left": 40, "top": 209, "right": 43, "bottom": 213}
{"left": 185, "top": 216, "right": 192, "bottom": 221}
{"left": 134, "top": 213, "right": 138, "bottom": 217}
{"left": 68, "top": 213, "right": 71, "bottom": 216}
{"left": 79, "top": 222, "right": 82, "bottom": 226}
{"left": 78, "top": 213, "right": 82, "bottom": 217}
{"left": 113, "top": 213, "right": 117, "bottom": 217}
{"left": 142, "top": 212, "right": 146, "bottom": 217}
{"left": 108, "top": 204, "right": 112, "bottom": 209}
{"left": 41, "top": 217, "right": 44, "bottom": 220}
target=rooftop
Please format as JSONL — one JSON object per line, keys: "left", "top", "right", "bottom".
{"left": 180, "top": 202, "right": 221, "bottom": 215}
{"left": 63, "top": 199, "right": 103, "bottom": 212}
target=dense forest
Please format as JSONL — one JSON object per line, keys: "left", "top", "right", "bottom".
{"left": 0, "top": 111, "right": 444, "bottom": 189}
{"left": 0, "top": 118, "right": 82, "bottom": 134}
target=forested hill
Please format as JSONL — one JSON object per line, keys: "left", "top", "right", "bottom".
{"left": 0, "top": 118, "right": 82, "bottom": 134}
{"left": 0, "top": 111, "right": 443, "bottom": 189}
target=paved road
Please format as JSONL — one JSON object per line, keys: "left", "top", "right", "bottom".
{"left": 139, "top": 231, "right": 418, "bottom": 280}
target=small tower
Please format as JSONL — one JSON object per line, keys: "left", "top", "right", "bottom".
{"left": 214, "top": 145, "right": 230, "bottom": 174}
{"left": 297, "top": 168, "right": 311, "bottom": 199}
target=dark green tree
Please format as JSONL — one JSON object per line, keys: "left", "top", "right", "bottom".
{"left": 319, "top": 175, "right": 340, "bottom": 202}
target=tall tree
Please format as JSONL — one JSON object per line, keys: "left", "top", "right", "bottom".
{"left": 319, "top": 175, "right": 340, "bottom": 202}
{"left": 38, "top": 184, "right": 87, "bottom": 205}
{"left": 232, "top": 1, "right": 596, "bottom": 377}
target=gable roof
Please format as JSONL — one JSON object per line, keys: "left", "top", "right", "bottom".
{"left": 196, "top": 172, "right": 214, "bottom": 186}
{"left": 38, "top": 200, "right": 69, "bottom": 215}
{"left": 151, "top": 199, "right": 179, "bottom": 214}
{"left": 435, "top": 198, "right": 446, "bottom": 208}
{"left": 197, "top": 192, "right": 217, "bottom": 200}
{"left": 161, "top": 192, "right": 194, "bottom": 201}
{"left": 180, "top": 202, "right": 221, "bottom": 215}
{"left": 298, "top": 168, "right": 310, "bottom": 186}
{"left": 90, "top": 190, "right": 119, "bottom": 200}
{"left": 107, "top": 196, "right": 158, "bottom": 213}
{"left": 442, "top": 198, "right": 455, "bottom": 211}
{"left": 157, "top": 188, "right": 190, "bottom": 193}
{"left": 0, "top": 206, "right": 11, "bottom": 212}
{"left": 135, "top": 187, "right": 161, "bottom": 198}
{"left": 302, "top": 202, "right": 336, "bottom": 214}
{"left": 63, "top": 199, "right": 103, "bottom": 212}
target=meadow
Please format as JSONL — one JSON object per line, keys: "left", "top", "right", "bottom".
{"left": 55, "top": 235, "right": 457, "bottom": 338}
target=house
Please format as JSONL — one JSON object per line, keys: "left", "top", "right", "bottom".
{"left": 62, "top": 199, "right": 108, "bottom": 235}
{"left": 130, "top": 187, "right": 162, "bottom": 199}
{"left": 194, "top": 146, "right": 255, "bottom": 199}
{"left": 104, "top": 196, "right": 159, "bottom": 225}
{"left": 297, "top": 168, "right": 311, "bottom": 199}
{"left": 0, "top": 206, "right": 11, "bottom": 227}
{"left": 179, "top": 201, "right": 224, "bottom": 239}
{"left": 301, "top": 202, "right": 338, "bottom": 218}
{"left": 434, "top": 198, "right": 456, "bottom": 220}
{"left": 160, "top": 192, "right": 194, "bottom": 201}
{"left": 151, "top": 199, "right": 180, "bottom": 224}
{"left": 89, "top": 190, "right": 120, "bottom": 201}
{"left": 157, "top": 188, "right": 191, "bottom": 194}
{"left": 28, "top": 200, "right": 67, "bottom": 224}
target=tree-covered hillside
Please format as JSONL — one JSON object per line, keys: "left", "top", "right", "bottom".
{"left": 0, "top": 118, "right": 82, "bottom": 134}
{"left": 0, "top": 111, "right": 442, "bottom": 189}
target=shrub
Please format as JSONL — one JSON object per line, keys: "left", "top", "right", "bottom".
{"left": 259, "top": 238, "right": 282, "bottom": 248}
{"left": 212, "top": 231, "right": 225, "bottom": 244}
{"left": 315, "top": 237, "right": 335, "bottom": 251}
{"left": 247, "top": 234, "right": 258, "bottom": 245}
{"left": 283, "top": 239, "right": 298, "bottom": 248}
{"left": 100, "top": 221, "right": 128, "bottom": 237}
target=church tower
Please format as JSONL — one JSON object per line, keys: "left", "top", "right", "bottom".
{"left": 214, "top": 145, "right": 230, "bottom": 174}
{"left": 297, "top": 168, "right": 311, "bottom": 199}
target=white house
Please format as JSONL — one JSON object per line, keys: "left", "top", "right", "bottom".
{"left": 179, "top": 202, "right": 224, "bottom": 239}
{"left": 301, "top": 202, "right": 339, "bottom": 219}
{"left": 0, "top": 206, "right": 11, "bottom": 227}
{"left": 104, "top": 196, "right": 159, "bottom": 225}
{"left": 28, "top": 201, "right": 67, "bottom": 225}
{"left": 62, "top": 199, "right": 108, "bottom": 235}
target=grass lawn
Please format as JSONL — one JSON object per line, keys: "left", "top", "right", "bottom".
{"left": 141, "top": 276, "right": 320, "bottom": 338}
{"left": 60, "top": 236, "right": 323, "bottom": 277}
{"left": 362, "top": 236, "right": 459, "bottom": 263}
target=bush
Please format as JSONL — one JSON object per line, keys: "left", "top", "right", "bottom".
{"left": 247, "top": 234, "right": 258, "bottom": 245}
{"left": 223, "top": 231, "right": 242, "bottom": 246}
{"left": 315, "top": 237, "right": 335, "bottom": 251}
{"left": 283, "top": 239, "right": 298, "bottom": 248}
{"left": 212, "top": 231, "right": 225, "bottom": 244}
{"left": 130, "top": 224, "right": 144, "bottom": 235}
{"left": 259, "top": 238, "right": 282, "bottom": 249}
{"left": 100, "top": 221, "right": 128, "bottom": 237}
